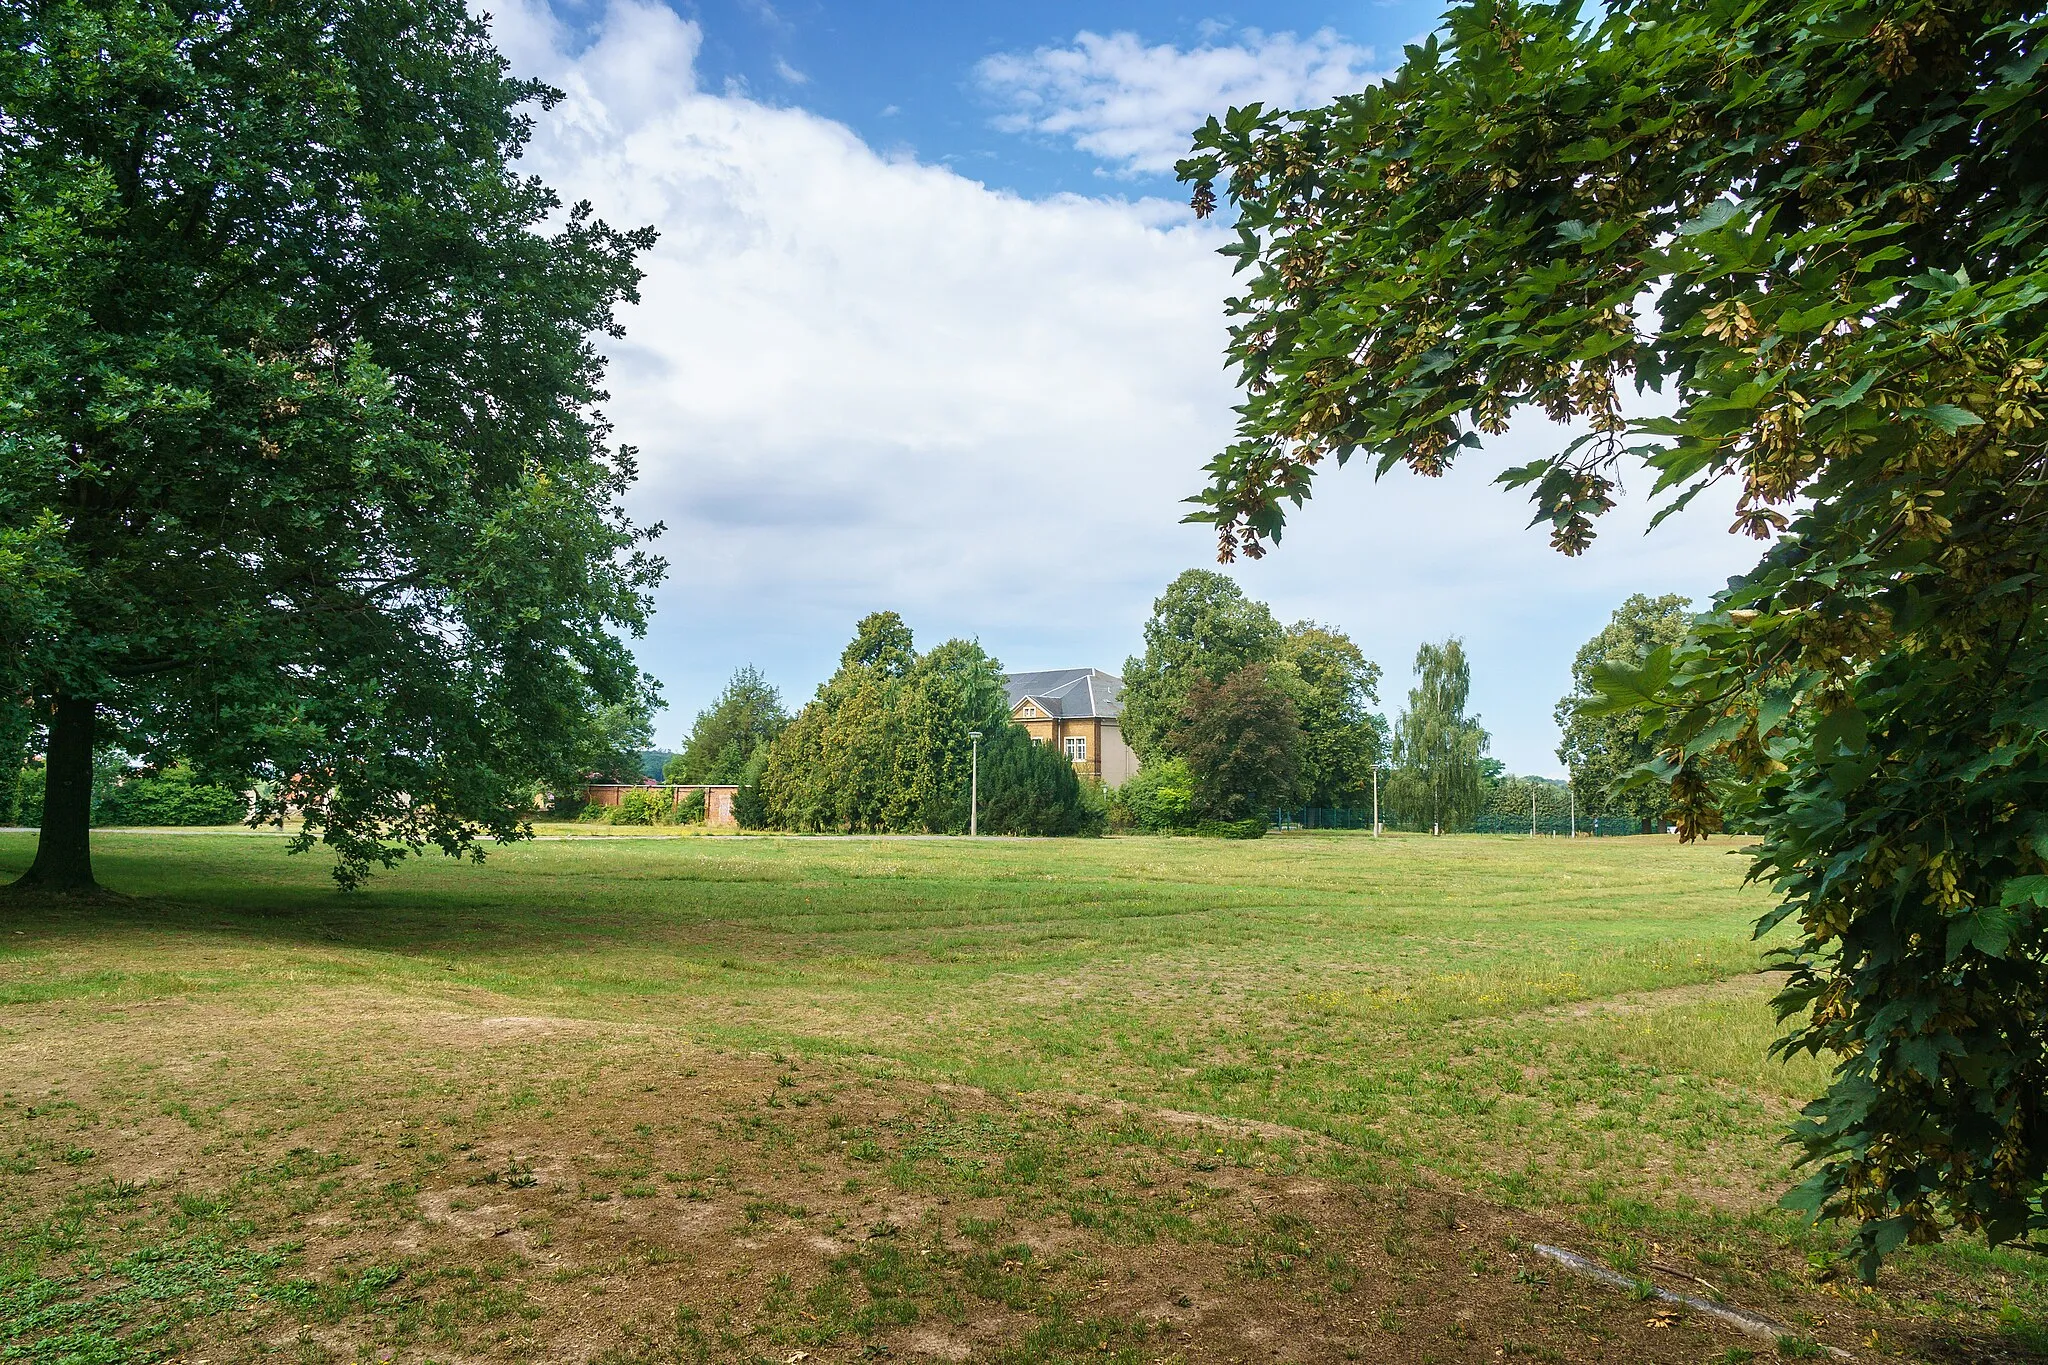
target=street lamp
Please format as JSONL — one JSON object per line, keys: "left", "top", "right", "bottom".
{"left": 967, "top": 731, "right": 982, "bottom": 837}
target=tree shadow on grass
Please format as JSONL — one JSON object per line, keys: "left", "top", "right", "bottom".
{"left": 0, "top": 833, "right": 813, "bottom": 965}
{"left": 0, "top": 831, "right": 1179, "bottom": 974}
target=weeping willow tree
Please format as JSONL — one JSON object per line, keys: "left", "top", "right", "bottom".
{"left": 1389, "top": 639, "right": 1488, "bottom": 834}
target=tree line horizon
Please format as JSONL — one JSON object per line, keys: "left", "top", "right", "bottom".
{"left": 565, "top": 570, "right": 1698, "bottom": 837}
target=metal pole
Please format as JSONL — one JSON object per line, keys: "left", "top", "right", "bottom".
{"left": 1372, "top": 766, "right": 1381, "bottom": 837}
{"left": 968, "top": 730, "right": 981, "bottom": 836}
{"left": 1532, "top": 786, "right": 1538, "bottom": 837}
{"left": 1570, "top": 787, "right": 1576, "bottom": 839}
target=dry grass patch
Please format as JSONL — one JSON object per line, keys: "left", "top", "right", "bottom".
{"left": 0, "top": 986, "right": 2030, "bottom": 1364}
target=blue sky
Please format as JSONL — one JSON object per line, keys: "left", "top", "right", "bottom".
{"left": 660, "top": 2, "right": 1442, "bottom": 194}
{"left": 498, "top": 0, "right": 1760, "bottom": 778}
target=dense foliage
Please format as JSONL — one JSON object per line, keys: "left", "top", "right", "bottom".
{"left": 1179, "top": 0, "right": 2048, "bottom": 1270}
{"left": 664, "top": 666, "right": 788, "bottom": 784}
{"left": 0, "top": 701, "right": 28, "bottom": 826}
{"left": 0, "top": 0, "right": 662, "bottom": 889}
{"left": 1172, "top": 663, "right": 1304, "bottom": 820}
{"left": 975, "top": 728, "right": 1106, "bottom": 836}
{"left": 1120, "top": 571, "right": 1384, "bottom": 823}
{"left": 1556, "top": 594, "right": 1695, "bottom": 830}
{"left": 1476, "top": 773, "right": 1573, "bottom": 827}
{"left": 588, "top": 787, "right": 696, "bottom": 827}
{"left": 1111, "top": 756, "right": 1198, "bottom": 831}
{"left": 757, "top": 613, "right": 1100, "bottom": 836}
{"left": 1274, "top": 623, "right": 1387, "bottom": 805}
{"left": 102, "top": 765, "right": 247, "bottom": 826}
{"left": 732, "top": 749, "right": 771, "bottom": 829}
{"left": 12, "top": 760, "right": 246, "bottom": 827}
{"left": 587, "top": 701, "right": 661, "bottom": 786}
{"left": 1121, "top": 571, "right": 1284, "bottom": 759}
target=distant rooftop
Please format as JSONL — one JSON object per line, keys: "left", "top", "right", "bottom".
{"left": 1004, "top": 668, "right": 1123, "bottom": 720}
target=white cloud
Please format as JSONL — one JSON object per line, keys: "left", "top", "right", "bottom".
{"left": 773, "top": 56, "right": 808, "bottom": 86}
{"left": 977, "top": 28, "right": 1386, "bottom": 176}
{"left": 486, "top": 0, "right": 1760, "bottom": 775}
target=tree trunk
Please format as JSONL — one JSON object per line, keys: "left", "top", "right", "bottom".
{"left": 16, "top": 696, "right": 96, "bottom": 891}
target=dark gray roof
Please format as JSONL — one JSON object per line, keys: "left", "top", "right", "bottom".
{"left": 1004, "top": 668, "right": 1123, "bottom": 720}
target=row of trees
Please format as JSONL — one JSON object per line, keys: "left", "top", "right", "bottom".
{"left": 660, "top": 579, "right": 1640, "bottom": 841}
{"left": 1116, "top": 571, "right": 1385, "bottom": 825}
{"left": 665, "top": 615, "right": 1100, "bottom": 836}
{"left": 1116, "top": 570, "right": 1533, "bottom": 833}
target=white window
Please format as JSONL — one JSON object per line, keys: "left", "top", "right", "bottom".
{"left": 1065, "top": 736, "right": 1087, "bottom": 762}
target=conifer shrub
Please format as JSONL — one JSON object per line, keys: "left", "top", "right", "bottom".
{"left": 978, "top": 729, "right": 1105, "bottom": 837}
{"left": 733, "top": 749, "right": 770, "bottom": 829}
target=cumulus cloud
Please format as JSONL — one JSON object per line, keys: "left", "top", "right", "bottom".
{"left": 977, "top": 28, "right": 1386, "bottom": 176}
{"left": 485, "top": 0, "right": 1758, "bottom": 772}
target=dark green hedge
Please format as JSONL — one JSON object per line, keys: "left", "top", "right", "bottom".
{"left": 11, "top": 764, "right": 248, "bottom": 827}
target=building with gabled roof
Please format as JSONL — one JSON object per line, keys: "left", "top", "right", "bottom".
{"left": 1003, "top": 668, "right": 1138, "bottom": 785}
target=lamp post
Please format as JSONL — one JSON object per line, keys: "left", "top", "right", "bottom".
{"left": 968, "top": 730, "right": 981, "bottom": 837}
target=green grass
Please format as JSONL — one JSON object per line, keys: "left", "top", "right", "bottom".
{"left": 0, "top": 830, "right": 1793, "bottom": 1209}
{"left": 1, "top": 829, "right": 2042, "bottom": 1360}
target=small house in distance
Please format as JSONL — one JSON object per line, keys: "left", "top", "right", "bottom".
{"left": 1004, "top": 668, "right": 1138, "bottom": 785}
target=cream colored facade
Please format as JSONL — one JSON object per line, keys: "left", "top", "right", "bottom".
{"left": 1005, "top": 669, "right": 1138, "bottom": 786}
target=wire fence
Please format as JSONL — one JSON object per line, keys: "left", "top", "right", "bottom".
{"left": 1269, "top": 808, "right": 1651, "bottom": 836}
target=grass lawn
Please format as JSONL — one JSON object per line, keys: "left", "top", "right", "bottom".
{"left": 0, "top": 829, "right": 2041, "bottom": 1363}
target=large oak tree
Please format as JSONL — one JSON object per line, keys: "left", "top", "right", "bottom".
{"left": 1179, "top": 0, "right": 2048, "bottom": 1271}
{"left": 1, "top": 0, "right": 664, "bottom": 889}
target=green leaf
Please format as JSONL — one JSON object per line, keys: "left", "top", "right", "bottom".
{"left": 1913, "top": 404, "right": 1983, "bottom": 433}
{"left": 1998, "top": 875, "right": 2048, "bottom": 909}
{"left": 1779, "top": 1169, "right": 1834, "bottom": 1218}
{"left": 1676, "top": 199, "right": 1739, "bottom": 235}
{"left": 1946, "top": 907, "right": 2016, "bottom": 962}
{"left": 1810, "top": 706, "right": 1868, "bottom": 755}
{"left": 1895, "top": 1034, "right": 1950, "bottom": 1082}
{"left": 1585, "top": 646, "right": 1673, "bottom": 715}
